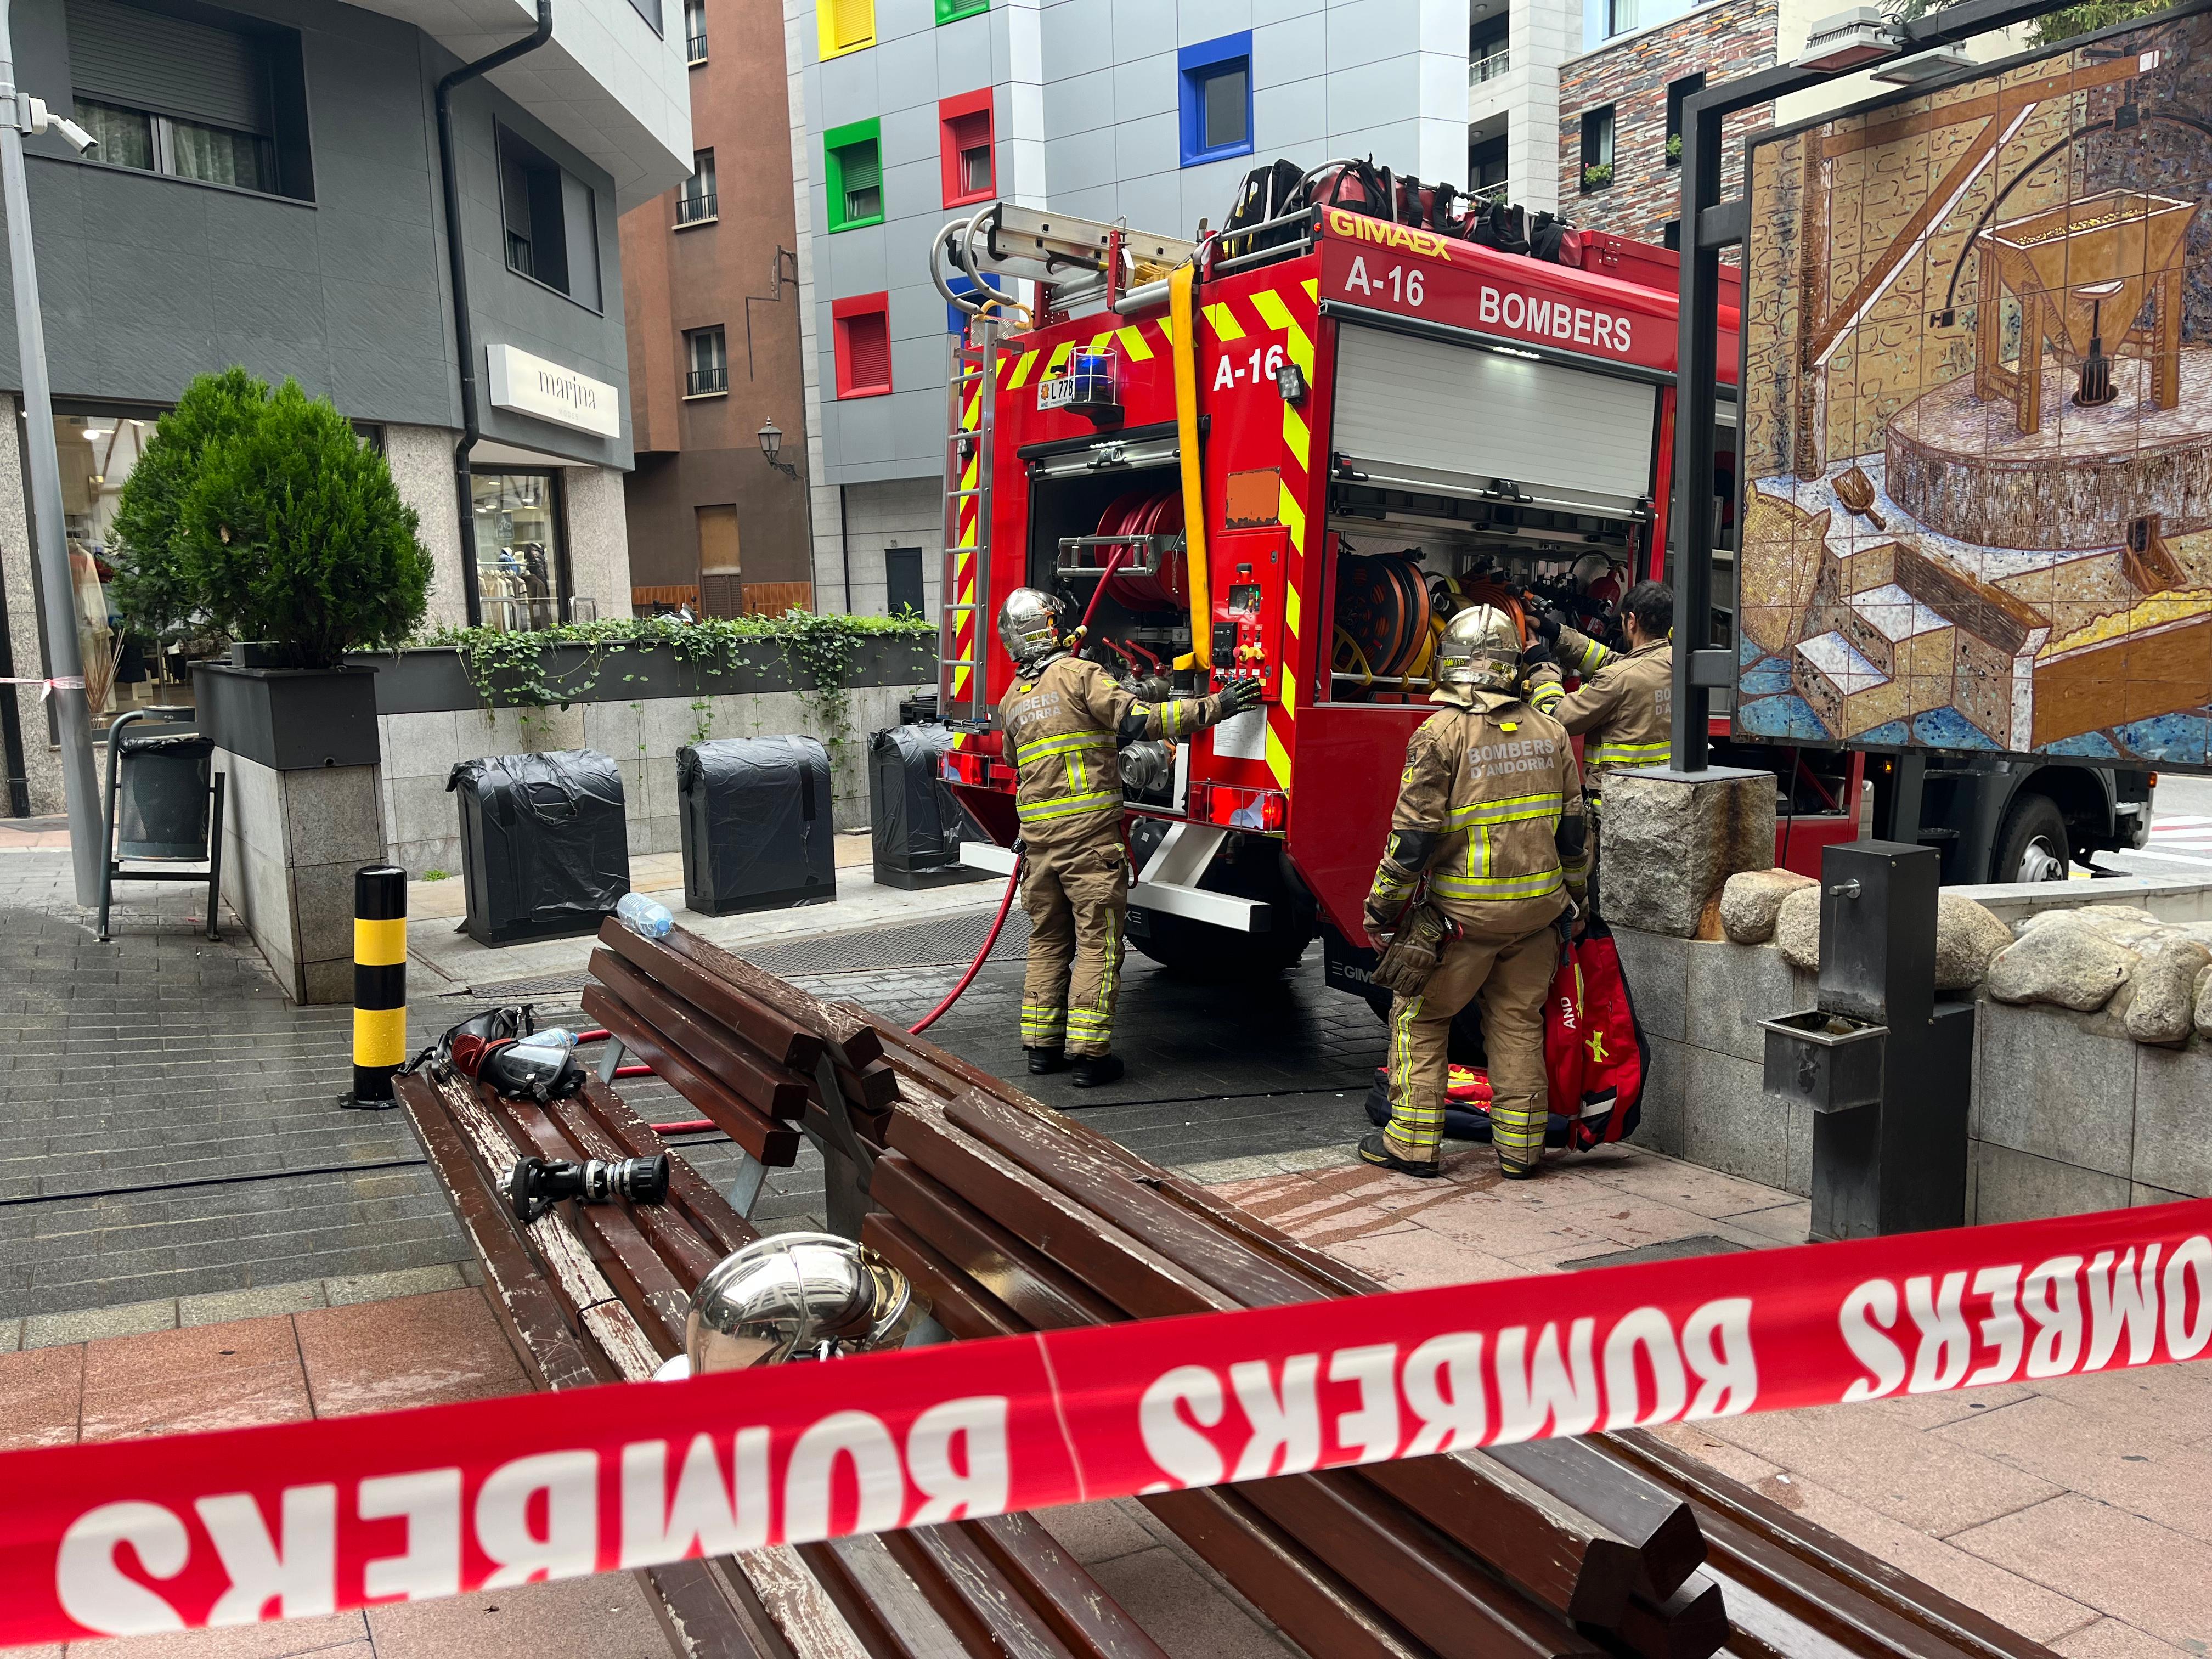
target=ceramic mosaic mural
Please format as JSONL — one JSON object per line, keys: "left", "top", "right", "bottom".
{"left": 1736, "top": 3, "right": 2212, "bottom": 767}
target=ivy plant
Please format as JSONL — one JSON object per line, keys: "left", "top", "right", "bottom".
{"left": 417, "top": 610, "right": 935, "bottom": 766}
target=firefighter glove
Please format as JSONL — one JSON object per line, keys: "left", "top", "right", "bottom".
{"left": 1521, "top": 639, "right": 1555, "bottom": 672}
{"left": 1369, "top": 904, "right": 1455, "bottom": 998}
{"left": 1217, "top": 677, "right": 1265, "bottom": 718}
{"left": 1532, "top": 608, "right": 1563, "bottom": 643}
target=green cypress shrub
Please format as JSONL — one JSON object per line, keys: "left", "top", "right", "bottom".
{"left": 178, "top": 378, "right": 433, "bottom": 668}
{"left": 109, "top": 365, "right": 270, "bottom": 635}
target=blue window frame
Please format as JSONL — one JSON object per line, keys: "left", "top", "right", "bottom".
{"left": 946, "top": 274, "right": 1003, "bottom": 333}
{"left": 1178, "top": 32, "right": 1252, "bottom": 168}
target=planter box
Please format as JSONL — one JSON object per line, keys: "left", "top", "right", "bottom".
{"left": 351, "top": 636, "right": 936, "bottom": 717}
{"left": 193, "top": 663, "right": 381, "bottom": 771}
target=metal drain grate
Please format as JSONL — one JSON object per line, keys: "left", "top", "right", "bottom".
{"left": 456, "top": 908, "right": 1028, "bottom": 1002}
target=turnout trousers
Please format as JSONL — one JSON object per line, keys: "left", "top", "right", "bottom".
{"left": 1019, "top": 825, "right": 1129, "bottom": 1057}
{"left": 1385, "top": 921, "right": 1557, "bottom": 1167}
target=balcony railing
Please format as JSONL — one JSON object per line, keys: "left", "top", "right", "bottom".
{"left": 1469, "top": 179, "right": 1509, "bottom": 205}
{"left": 678, "top": 189, "right": 717, "bottom": 225}
{"left": 1469, "top": 48, "right": 1511, "bottom": 83}
{"left": 686, "top": 365, "right": 729, "bottom": 397}
{"left": 686, "top": 29, "right": 707, "bottom": 60}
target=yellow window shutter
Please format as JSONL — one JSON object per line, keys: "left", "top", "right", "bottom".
{"left": 820, "top": 0, "right": 873, "bottom": 54}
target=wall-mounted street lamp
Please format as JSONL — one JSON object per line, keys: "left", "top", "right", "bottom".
{"left": 758, "top": 417, "right": 798, "bottom": 480}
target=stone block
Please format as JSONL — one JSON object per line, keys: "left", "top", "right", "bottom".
{"left": 645, "top": 755, "right": 680, "bottom": 821}
{"left": 647, "top": 814, "right": 682, "bottom": 856}
{"left": 1972, "top": 1142, "right": 2130, "bottom": 1224}
{"left": 380, "top": 710, "right": 460, "bottom": 781}
{"left": 300, "top": 956, "right": 354, "bottom": 1006}
{"left": 1973, "top": 1001, "right": 2136, "bottom": 1179}
{"left": 218, "top": 750, "right": 286, "bottom": 855}
{"left": 2132, "top": 1043, "right": 2212, "bottom": 1198}
{"left": 1686, "top": 939, "right": 1805, "bottom": 1064}
{"left": 582, "top": 699, "right": 645, "bottom": 762}
{"left": 388, "top": 775, "right": 456, "bottom": 849}
{"left": 1720, "top": 867, "right": 1817, "bottom": 943}
{"left": 1600, "top": 767, "right": 1777, "bottom": 938}
{"left": 291, "top": 861, "right": 364, "bottom": 970}
{"left": 1609, "top": 923, "right": 1688, "bottom": 1044}
{"left": 1986, "top": 917, "right": 2135, "bottom": 1011}
{"left": 1683, "top": 1045, "right": 1790, "bottom": 1189}
{"left": 281, "top": 764, "right": 386, "bottom": 866}
{"left": 1775, "top": 884, "right": 1821, "bottom": 971}
{"left": 1632, "top": 1033, "right": 1688, "bottom": 1155}
{"left": 642, "top": 696, "right": 705, "bottom": 757}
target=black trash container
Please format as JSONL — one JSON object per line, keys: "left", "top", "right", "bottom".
{"left": 678, "top": 736, "right": 836, "bottom": 916}
{"left": 868, "top": 724, "right": 987, "bottom": 892}
{"left": 115, "top": 726, "right": 215, "bottom": 859}
{"left": 448, "top": 749, "right": 630, "bottom": 946}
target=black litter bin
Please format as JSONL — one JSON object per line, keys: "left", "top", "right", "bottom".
{"left": 115, "top": 727, "right": 215, "bottom": 858}
{"left": 448, "top": 749, "right": 630, "bottom": 946}
{"left": 678, "top": 736, "right": 836, "bottom": 916}
{"left": 868, "top": 723, "right": 988, "bottom": 892}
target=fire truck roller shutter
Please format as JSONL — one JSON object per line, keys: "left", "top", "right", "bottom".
{"left": 1331, "top": 326, "right": 1660, "bottom": 518}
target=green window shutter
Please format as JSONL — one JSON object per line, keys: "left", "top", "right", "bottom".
{"left": 825, "top": 117, "right": 884, "bottom": 232}
{"left": 935, "top": 0, "right": 986, "bottom": 22}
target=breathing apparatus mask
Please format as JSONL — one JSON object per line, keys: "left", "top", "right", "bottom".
{"left": 411, "top": 1006, "right": 588, "bottom": 1104}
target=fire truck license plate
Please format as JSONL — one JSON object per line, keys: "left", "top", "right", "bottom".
{"left": 1037, "top": 377, "right": 1076, "bottom": 411}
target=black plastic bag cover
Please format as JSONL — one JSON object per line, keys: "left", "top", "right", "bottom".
{"left": 870, "top": 723, "right": 972, "bottom": 869}
{"left": 679, "top": 736, "right": 832, "bottom": 899}
{"left": 448, "top": 748, "right": 629, "bottom": 927}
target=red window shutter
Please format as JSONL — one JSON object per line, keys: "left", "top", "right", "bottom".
{"left": 836, "top": 297, "right": 891, "bottom": 398}
{"left": 939, "top": 89, "right": 994, "bottom": 206}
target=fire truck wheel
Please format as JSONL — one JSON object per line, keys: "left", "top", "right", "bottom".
{"left": 1128, "top": 910, "right": 1316, "bottom": 981}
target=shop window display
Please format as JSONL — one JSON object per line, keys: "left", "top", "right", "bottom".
{"left": 473, "top": 472, "right": 567, "bottom": 631}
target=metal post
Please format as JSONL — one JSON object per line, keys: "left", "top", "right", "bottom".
{"left": 0, "top": 0, "right": 103, "bottom": 904}
{"left": 345, "top": 865, "right": 408, "bottom": 1109}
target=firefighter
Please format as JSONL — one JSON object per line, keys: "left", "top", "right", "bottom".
{"left": 1361, "top": 605, "right": 1585, "bottom": 1180}
{"left": 996, "top": 588, "right": 1263, "bottom": 1087}
{"left": 1523, "top": 579, "right": 1673, "bottom": 911}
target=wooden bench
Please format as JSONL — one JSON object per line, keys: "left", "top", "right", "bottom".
{"left": 402, "top": 918, "right": 2061, "bottom": 1659}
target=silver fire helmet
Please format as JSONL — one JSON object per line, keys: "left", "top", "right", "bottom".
{"left": 1434, "top": 603, "right": 1522, "bottom": 693}
{"left": 997, "top": 588, "right": 1068, "bottom": 669}
{"left": 1571, "top": 553, "right": 1615, "bottom": 591}
{"left": 685, "top": 1232, "right": 928, "bottom": 1372}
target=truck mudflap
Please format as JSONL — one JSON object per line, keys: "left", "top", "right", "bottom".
{"left": 1322, "top": 923, "right": 1383, "bottom": 1001}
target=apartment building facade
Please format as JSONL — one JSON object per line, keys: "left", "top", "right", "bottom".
{"left": 785, "top": 0, "right": 1475, "bottom": 620}
{"left": 0, "top": 0, "right": 694, "bottom": 814}
{"left": 620, "top": 0, "right": 814, "bottom": 618}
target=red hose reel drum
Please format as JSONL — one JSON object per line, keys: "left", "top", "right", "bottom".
{"left": 1092, "top": 489, "right": 1189, "bottom": 612}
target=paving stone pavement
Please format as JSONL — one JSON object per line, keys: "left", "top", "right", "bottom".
{"left": 3, "top": 846, "right": 1388, "bottom": 1316}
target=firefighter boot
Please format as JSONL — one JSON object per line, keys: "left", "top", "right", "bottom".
{"left": 1072, "top": 1053, "right": 1124, "bottom": 1088}
{"left": 1358, "top": 1130, "right": 1441, "bottom": 1180}
{"left": 1027, "top": 1047, "right": 1069, "bottom": 1074}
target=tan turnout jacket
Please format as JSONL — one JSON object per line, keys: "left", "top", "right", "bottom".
{"left": 1528, "top": 627, "right": 1673, "bottom": 782}
{"left": 1365, "top": 688, "right": 1584, "bottom": 939}
{"left": 1000, "top": 654, "right": 1227, "bottom": 844}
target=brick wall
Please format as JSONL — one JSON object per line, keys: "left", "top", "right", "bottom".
{"left": 1556, "top": 0, "right": 1779, "bottom": 253}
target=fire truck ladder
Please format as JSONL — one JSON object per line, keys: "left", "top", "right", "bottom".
{"left": 938, "top": 314, "right": 1000, "bottom": 729}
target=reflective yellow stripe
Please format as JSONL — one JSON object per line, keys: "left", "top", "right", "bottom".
{"left": 354, "top": 917, "right": 406, "bottom": 967}
{"left": 1008, "top": 351, "right": 1040, "bottom": 389}
{"left": 1430, "top": 867, "right": 1566, "bottom": 900}
{"left": 1017, "top": 789, "right": 1120, "bottom": 823}
{"left": 1445, "top": 792, "right": 1564, "bottom": 829}
{"left": 1014, "top": 731, "right": 1113, "bottom": 763}
{"left": 1589, "top": 740, "right": 1670, "bottom": 767}
{"left": 1567, "top": 636, "right": 1613, "bottom": 676}
{"left": 352, "top": 1005, "right": 407, "bottom": 1068}
{"left": 1115, "top": 326, "right": 1154, "bottom": 362}
{"left": 1202, "top": 302, "right": 1245, "bottom": 342}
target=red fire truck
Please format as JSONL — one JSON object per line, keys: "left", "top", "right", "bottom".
{"left": 928, "top": 194, "right": 2146, "bottom": 996}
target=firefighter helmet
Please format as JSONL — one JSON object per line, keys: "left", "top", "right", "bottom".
{"left": 1434, "top": 603, "right": 1522, "bottom": 692}
{"left": 1571, "top": 554, "right": 1615, "bottom": 591}
{"left": 997, "top": 588, "right": 1068, "bottom": 669}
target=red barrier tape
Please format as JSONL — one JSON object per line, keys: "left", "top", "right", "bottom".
{"left": 5, "top": 1199, "right": 2209, "bottom": 1644}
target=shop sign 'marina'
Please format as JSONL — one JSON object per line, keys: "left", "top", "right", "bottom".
{"left": 484, "top": 344, "right": 621, "bottom": 438}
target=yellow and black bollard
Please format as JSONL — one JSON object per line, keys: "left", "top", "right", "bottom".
{"left": 345, "top": 865, "right": 408, "bottom": 1109}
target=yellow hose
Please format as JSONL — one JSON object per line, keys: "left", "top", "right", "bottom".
{"left": 1170, "top": 263, "right": 1212, "bottom": 670}
{"left": 1333, "top": 627, "right": 1374, "bottom": 686}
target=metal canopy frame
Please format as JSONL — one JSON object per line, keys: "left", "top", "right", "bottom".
{"left": 1668, "top": 0, "right": 2105, "bottom": 773}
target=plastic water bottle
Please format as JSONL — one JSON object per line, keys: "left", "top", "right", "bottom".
{"left": 524, "top": 1028, "right": 579, "bottom": 1051}
{"left": 617, "top": 893, "right": 674, "bottom": 940}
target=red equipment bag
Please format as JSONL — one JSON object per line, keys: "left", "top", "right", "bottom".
{"left": 1543, "top": 917, "right": 1649, "bottom": 1149}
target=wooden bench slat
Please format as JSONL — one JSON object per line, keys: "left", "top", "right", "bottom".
{"left": 1138, "top": 1486, "right": 1436, "bottom": 1659}
{"left": 540, "top": 1090, "right": 728, "bottom": 1290}
{"left": 1617, "top": 1574, "right": 1729, "bottom": 1659}
{"left": 871, "top": 1153, "right": 1127, "bottom": 1333}
{"left": 1483, "top": 1440, "right": 1707, "bottom": 1604}
{"left": 802, "top": 1536, "right": 973, "bottom": 1659}
{"left": 601, "top": 918, "right": 827, "bottom": 1070}
{"left": 859, "top": 1214, "right": 1025, "bottom": 1341}
{"left": 592, "top": 952, "right": 813, "bottom": 1119}
{"left": 397, "top": 1076, "right": 610, "bottom": 1392}
{"left": 580, "top": 1078, "right": 758, "bottom": 1260}
{"left": 583, "top": 983, "right": 803, "bottom": 1166}
{"left": 878, "top": 1525, "right": 1081, "bottom": 1659}
{"left": 1239, "top": 1472, "right": 1599, "bottom": 1659}
{"left": 1607, "top": 1431, "right": 2051, "bottom": 1659}
{"left": 963, "top": 1513, "right": 1175, "bottom": 1659}
{"left": 640, "top": 1560, "right": 786, "bottom": 1659}
{"left": 661, "top": 925, "right": 885, "bottom": 1069}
